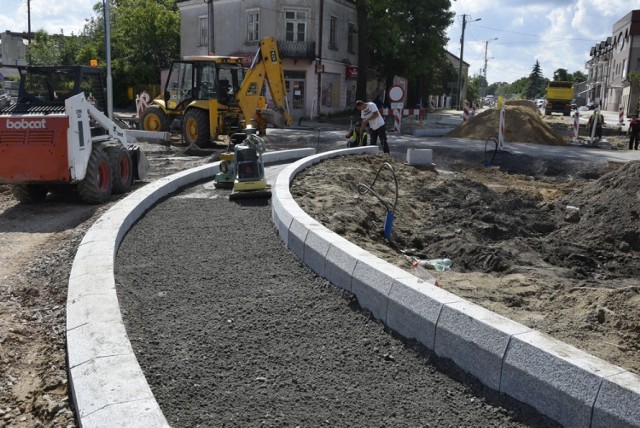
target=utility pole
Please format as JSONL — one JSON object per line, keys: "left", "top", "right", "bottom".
{"left": 316, "top": 0, "right": 324, "bottom": 119}
{"left": 206, "top": 0, "right": 214, "bottom": 54}
{"left": 26, "top": 0, "right": 31, "bottom": 64}
{"left": 456, "top": 14, "right": 480, "bottom": 110}
{"left": 104, "top": 0, "right": 113, "bottom": 118}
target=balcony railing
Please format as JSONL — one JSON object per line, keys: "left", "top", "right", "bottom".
{"left": 277, "top": 40, "right": 316, "bottom": 59}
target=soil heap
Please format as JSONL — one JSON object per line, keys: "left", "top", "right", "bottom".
{"left": 290, "top": 153, "right": 640, "bottom": 374}
{"left": 446, "top": 104, "right": 565, "bottom": 145}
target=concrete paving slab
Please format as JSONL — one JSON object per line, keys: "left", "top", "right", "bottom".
{"left": 434, "top": 300, "right": 532, "bottom": 391}
{"left": 69, "top": 353, "right": 167, "bottom": 427}
{"left": 501, "top": 330, "right": 627, "bottom": 428}
{"left": 592, "top": 370, "right": 640, "bottom": 427}
{"left": 387, "top": 278, "right": 462, "bottom": 350}
{"left": 350, "top": 254, "right": 399, "bottom": 322}
{"left": 67, "top": 320, "right": 133, "bottom": 368}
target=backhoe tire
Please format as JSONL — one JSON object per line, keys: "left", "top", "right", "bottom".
{"left": 11, "top": 184, "right": 48, "bottom": 204}
{"left": 141, "top": 105, "right": 170, "bottom": 132}
{"left": 107, "top": 145, "right": 133, "bottom": 194}
{"left": 78, "top": 148, "right": 112, "bottom": 204}
{"left": 183, "top": 108, "right": 211, "bottom": 148}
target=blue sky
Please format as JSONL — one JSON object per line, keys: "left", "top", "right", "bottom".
{"left": 1, "top": 0, "right": 637, "bottom": 84}
{"left": 447, "top": 0, "right": 638, "bottom": 84}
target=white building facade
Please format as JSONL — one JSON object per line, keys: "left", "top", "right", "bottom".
{"left": 586, "top": 9, "right": 640, "bottom": 116}
{"left": 176, "top": 0, "right": 359, "bottom": 120}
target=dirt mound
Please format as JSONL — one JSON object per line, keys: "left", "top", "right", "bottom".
{"left": 446, "top": 105, "right": 565, "bottom": 145}
{"left": 550, "top": 161, "right": 640, "bottom": 259}
{"left": 290, "top": 153, "right": 640, "bottom": 374}
{"left": 504, "top": 99, "right": 538, "bottom": 112}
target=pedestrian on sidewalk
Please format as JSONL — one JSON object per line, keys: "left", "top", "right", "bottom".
{"left": 355, "top": 100, "right": 390, "bottom": 154}
{"left": 629, "top": 114, "right": 640, "bottom": 150}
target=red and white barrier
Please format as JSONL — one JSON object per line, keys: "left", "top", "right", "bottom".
{"left": 136, "top": 91, "right": 151, "bottom": 118}
{"left": 380, "top": 108, "right": 425, "bottom": 116}
{"left": 498, "top": 107, "right": 506, "bottom": 149}
{"left": 573, "top": 110, "right": 580, "bottom": 141}
{"left": 619, "top": 107, "right": 625, "bottom": 125}
{"left": 430, "top": 96, "right": 436, "bottom": 111}
{"left": 463, "top": 103, "right": 470, "bottom": 121}
{"left": 379, "top": 107, "right": 428, "bottom": 133}
{"left": 393, "top": 108, "right": 402, "bottom": 133}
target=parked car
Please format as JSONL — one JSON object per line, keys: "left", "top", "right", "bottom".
{"left": 536, "top": 99, "right": 545, "bottom": 108}
{"left": 586, "top": 101, "right": 598, "bottom": 110}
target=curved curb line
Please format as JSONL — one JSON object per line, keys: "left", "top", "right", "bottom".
{"left": 66, "top": 148, "right": 316, "bottom": 428}
{"left": 271, "top": 147, "right": 640, "bottom": 428}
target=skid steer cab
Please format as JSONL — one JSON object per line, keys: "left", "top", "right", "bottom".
{"left": 140, "top": 36, "right": 292, "bottom": 148}
{"left": 0, "top": 65, "right": 149, "bottom": 204}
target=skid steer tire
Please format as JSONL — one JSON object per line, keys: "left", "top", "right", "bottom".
{"left": 141, "top": 105, "right": 170, "bottom": 132}
{"left": 107, "top": 145, "right": 133, "bottom": 194}
{"left": 78, "top": 148, "right": 112, "bottom": 204}
{"left": 183, "top": 108, "right": 211, "bottom": 148}
{"left": 11, "top": 184, "right": 48, "bottom": 204}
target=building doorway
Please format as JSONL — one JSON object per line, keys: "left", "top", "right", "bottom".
{"left": 285, "top": 71, "right": 305, "bottom": 120}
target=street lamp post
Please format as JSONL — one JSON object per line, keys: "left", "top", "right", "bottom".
{"left": 482, "top": 38, "right": 497, "bottom": 101}
{"left": 483, "top": 38, "right": 498, "bottom": 81}
{"left": 456, "top": 14, "right": 480, "bottom": 110}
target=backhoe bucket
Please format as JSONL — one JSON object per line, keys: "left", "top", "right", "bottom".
{"left": 258, "top": 108, "right": 287, "bottom": 128}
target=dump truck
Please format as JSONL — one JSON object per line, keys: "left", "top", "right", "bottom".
{"left": 544, "top": 81, "right": 573, "bottom": 116}
{"left": 140, "top": 36, "right": 292, "bottom": 148}
{"left": 0, "top": 65, "right": 148, "bottom": 204}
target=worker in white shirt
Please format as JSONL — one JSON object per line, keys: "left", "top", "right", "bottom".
{"left": 355, "top": 100, "right": 389, "bottom": 154}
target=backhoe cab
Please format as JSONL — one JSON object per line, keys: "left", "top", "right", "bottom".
{"left": 141, "top": 36, "right": 292, "bottom": 148}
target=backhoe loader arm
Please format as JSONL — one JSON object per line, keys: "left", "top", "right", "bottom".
{"left": 238, "top": 37, "right": 293, "bottom": 129}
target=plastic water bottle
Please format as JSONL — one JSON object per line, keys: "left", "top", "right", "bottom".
{"left": 427, "top": 258, "right": 453, "bottom": 272}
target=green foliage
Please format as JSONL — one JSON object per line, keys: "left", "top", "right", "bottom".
{"left": 553, "top": 68, "right": 569, "bottom": 81}
{"left": 526, "top": 60, "right": 545, "bottom": 98}
{"left": 467, "top": 74, "right": 485, "bottom": 101}
{"left": 571, "top": 71, "right": 587, "bottom": 83}
{"left": 24, "top": 0, "right": 180, "bottom": 108}
{"left": 357, "top": 0, "right": 454, "bottom": 104}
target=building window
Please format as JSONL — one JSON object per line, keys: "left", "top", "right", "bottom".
{"left": 199, "top": 16, "right": 207, "bottom": 47}
{"left": 622, "top": 58, "right": 627, "bottom": 78}
{"left": 636, "top": 57, "right": 640, "bottom": 70}
{"left": 285, "top": 10, "right": 307, "bottom": 42}
{"left": 329, "top": 16, "right": 337, "bottom": 49}
{"left": 247, "top": 9, "right": 259, "bottom": 42}
{"left": 348, "top": 22, "right": 356, "bottom": 54}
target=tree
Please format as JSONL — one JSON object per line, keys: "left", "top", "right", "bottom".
{"left": 526, "top": 60, "right": 545, "bottom": 99}
{"left": 354, "top": 0, "right": 454, "bottom": 105}
{"left": 510, "top": 77, "right": 531, "bottom": 98}
{"left": 23, "top": 1, "right": 180, "bottom": 108}
{"left": 571, "top": 71, "right": 587, "bottom": 83}
{"left": 553, "top": 68, "right": 569, "bottom": 81}
{"left": 467, "top": 74, "right": 485, "bottom": 103}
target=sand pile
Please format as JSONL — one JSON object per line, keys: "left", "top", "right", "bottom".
{"left": 445, "top": 105, "right": 565, "bottom": 145}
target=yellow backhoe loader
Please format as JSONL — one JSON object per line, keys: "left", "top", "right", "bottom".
{"left": 140, "top": 36, "right": 292, "bottom": 148}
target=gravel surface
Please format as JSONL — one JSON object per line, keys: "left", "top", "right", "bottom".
{"left": 115, "top": 184, "right": 556, "bottom": 427}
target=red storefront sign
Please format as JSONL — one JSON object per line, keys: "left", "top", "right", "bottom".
{"left": 346, "top": 65, "right": 358, "bottom": 79}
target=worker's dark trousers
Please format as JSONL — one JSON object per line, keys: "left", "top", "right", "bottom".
{"left": 630, "top": 133, "right": 640, "bottom": 150}
{"left": 370, "top": 126, "right": 390, "bottom": 153}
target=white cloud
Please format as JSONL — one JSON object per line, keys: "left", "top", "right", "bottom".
{"left": 447, "top": 0, "right": 638, "bottom": 84}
